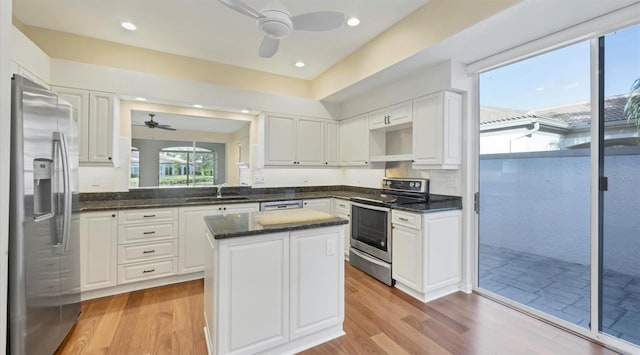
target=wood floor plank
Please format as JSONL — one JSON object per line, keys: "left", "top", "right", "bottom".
{"left": 370, "top": 332, "right": 411, "bottom": 355}
{"left": 58, "top": 262, "right": 620, "bottom": 355}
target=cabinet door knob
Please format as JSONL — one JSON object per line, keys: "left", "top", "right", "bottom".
{"left": 112, "top": 214, "right": 116, "bottom": 218}
{"left": 108, "top": 157, "right": 112, "bottom": 160}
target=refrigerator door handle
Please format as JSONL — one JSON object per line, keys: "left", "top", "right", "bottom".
{"left": 53, "top": 131, "right": 72, "bottom": 252}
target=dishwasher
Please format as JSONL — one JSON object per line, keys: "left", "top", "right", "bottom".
{"left": 259, "top": 200, "right": 303, "bottom": 211}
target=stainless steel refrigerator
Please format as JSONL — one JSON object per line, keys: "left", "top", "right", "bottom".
{"left": 9, "top": 74, "right": 81, "bottom": 355}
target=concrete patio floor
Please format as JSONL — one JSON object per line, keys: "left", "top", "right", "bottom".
{"left": 479, "top": 243, "right": 640, "bottom": 345}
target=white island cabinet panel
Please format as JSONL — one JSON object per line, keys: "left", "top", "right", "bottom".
{"left": 290, "top": 228, "right": 344, "bottom": 339}
{"left": 218, "top": 233, "right": 290, "bottom": 354}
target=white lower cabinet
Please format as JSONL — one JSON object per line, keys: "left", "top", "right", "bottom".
{"left": 178, "top": 203, "right": 258, "bottom": 274}
{"left": 392, "top": 209, "right": 461, "bottom": 302}
{"left": 80, "top": 211, "right": 118, "bottom": 291}
{"left": 206, "top": 226, "right": 344, "bottom": 355}
{"left": 332, "top": 199, "right": 351, "bottom": 257}
{"left": 302, "top": 198, "right": 332, "bottom": 214}
{"left": 117, "top": 208, "right": 179, "bottom": 284}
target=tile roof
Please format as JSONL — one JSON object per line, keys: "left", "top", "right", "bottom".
{"left": 480, "top": 95, "right": 631, "bottom": 126}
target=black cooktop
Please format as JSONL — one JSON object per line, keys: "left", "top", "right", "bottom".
{"left": 350, "top": 177, "right": 430, "bottom": 207}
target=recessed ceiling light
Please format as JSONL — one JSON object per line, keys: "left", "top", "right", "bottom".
{"left": 535, "top": 87, "right": 544, "bottom": 91}
{"left": 121, "top": 21, "right": 137, "bottom": 31}
{"left": 295, "top": 61, "right": 305, "bottom": 68}
{"left": 241, "top": 109, "right": 250, "bottom": 114}
{"left": 193, "top": 104, "right": 203, "bottom": 108}
{"left": 347, "top": 17, "right": 360, "bottom": 27}
{"left": 135, "top": 97, "right": 146, "bottom": 101}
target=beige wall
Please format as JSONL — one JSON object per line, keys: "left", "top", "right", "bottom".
{"left": 15, "top": 1, "right": 520, "bottom": 102}
{"left": 20, "top": 26, "right": 311, "bottom": 99}
{"left": 310, "top": 0, "right": 520, "bottom": 100}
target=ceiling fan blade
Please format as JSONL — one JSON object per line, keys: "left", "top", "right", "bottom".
{"left": 218, "top": 0, "right": 263, "bottom": 19}
{"left": 156, "top": 125, "right": 176, "bottom": 131}
{"left": 259, "top": 36, "right": 280, "bottom": 58}
{"left": 291, "top": 11, "right": 344, "bottom": 31}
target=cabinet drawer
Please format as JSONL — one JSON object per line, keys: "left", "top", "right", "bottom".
{"left": 118, "top": 222, "right": 177, "bottom": 244}
{"left": 118, "top": 239, "right": 178, "bottom": 265}
{"left": 118, "top": 208, "right": 177, "bottom": 224}
{"left": 392, "top": 210, "right": 421, "bottom": 230}
{"left": 333, "top": 199, "right": 351, "bottom": 214}
{"left": 117, "top": 258, "right": 177, "bottom": 284}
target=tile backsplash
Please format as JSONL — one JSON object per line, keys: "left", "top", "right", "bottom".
{"left": 385, "top": 161, "right": 461, "bottom": 195}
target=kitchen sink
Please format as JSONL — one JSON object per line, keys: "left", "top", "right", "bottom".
{"left": 185, "top": 196, "right": 250, "bottom": 202}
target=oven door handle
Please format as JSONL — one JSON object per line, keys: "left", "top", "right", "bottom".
{"left": 351, "top": 201, "right": 391, "bottom": 212}
{"left": 350, "top": 248, "right": 391, "bottom": 268}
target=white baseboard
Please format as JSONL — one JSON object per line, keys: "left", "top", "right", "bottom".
{"left": 81, "top": 272, "right": 203, "bottom": 301}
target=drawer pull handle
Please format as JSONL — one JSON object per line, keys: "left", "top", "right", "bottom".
{"left": 142, "top": 269, "right": 155, "bottom": 274}
{"left": 399, "top": 217, "right": 409, "bottom": 222}
{"left": 143, "top": 231, "right": 156, "bottom": 235}
{"left": 142, "top": 249, "right": 156, "bottom": 254}
{"left": 143, "top": 214, "right": 156, "bottom": 218}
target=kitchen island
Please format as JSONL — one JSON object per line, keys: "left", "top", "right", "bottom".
{"left": 203, "top": 209, "right": 348, "bottom": 355}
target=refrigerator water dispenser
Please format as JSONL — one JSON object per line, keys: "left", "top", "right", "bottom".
{"left": 33, "top": 158, "right": 53, "bottom": 218}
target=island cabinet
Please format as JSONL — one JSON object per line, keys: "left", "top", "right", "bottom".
{"left": 204, "top": 211, "right": 345, "bottom": 355}
{"left": 178, "top": 203, "right": 258, "bottom": 274}
{"left": 80, "top": 211, "right": 118, "bottom": 291}
{"left": 412, "top": 91, "right": 462, "bottom": 169}
{"left": 391, "top": 209, "right": 462, "bottom": 303}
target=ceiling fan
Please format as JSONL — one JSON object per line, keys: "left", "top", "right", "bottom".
{"left": 218, "top": 0, "right": 345, "bottom": 58}
{"left": 143, "top": 113, "right": 176, "bottom": 131}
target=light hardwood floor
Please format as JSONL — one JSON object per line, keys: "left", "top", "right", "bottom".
{"left": 57, "top": 262, "right": 617, "bottom": 354}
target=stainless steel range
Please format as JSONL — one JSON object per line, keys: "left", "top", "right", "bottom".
{"left": 349, "top": 177, "right": 429, "bottom": 286}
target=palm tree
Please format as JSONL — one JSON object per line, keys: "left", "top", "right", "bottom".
{"left": 624, "top": 77, "right": 640, "bottom": 131}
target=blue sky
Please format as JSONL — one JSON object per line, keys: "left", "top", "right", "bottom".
{"left": 480, "top": 24, "right": 640, "bottom": 111}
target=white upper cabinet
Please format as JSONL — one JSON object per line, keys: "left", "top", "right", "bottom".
{"left": 369, "top": 101, "right": 412, "bottom": 130}
{"left": 339, "top": 114, "right": 369, "bottom": 166}
{"left": 296, "top": 117, "right": 324, "bottom": 165}
{"left": 265, "top": 114, "right": 297, "bottom": 165}
{"left": 412, "top": 91, "right": 462, "bottom": 169}
{"left": 54, "top": 86, "right": 120, "bottom": 166}
{"left": 324, "top": 121, "right": 339, "bottom": 166}
{"left": 264, "top": 114, "right": 338, "bottom": 167}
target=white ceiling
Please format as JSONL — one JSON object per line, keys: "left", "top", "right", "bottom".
{"left": 131, "top": 110, "right": 249, "bottom": 132}
{"left": 12, "top": 0, "right": 428, "bottom": 80}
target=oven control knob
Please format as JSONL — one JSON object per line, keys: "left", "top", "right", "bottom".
{"left": 415, "top": 182, "right": 421, "bottom": 188}
{"left": 409, "top": 182, "right": 414, "bottom": 187}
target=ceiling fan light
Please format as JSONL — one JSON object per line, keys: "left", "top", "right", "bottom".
{"left": 258, "top": 9, "right": 292, "bottom": 38}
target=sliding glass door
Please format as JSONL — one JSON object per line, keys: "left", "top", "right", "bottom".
{"left": 601, "top": 24, "right": 640, "bottom": 345}
{"left": 477, "top": 22, "right": 640, "bottom": 349}
{"left": 478, "top": 41, "right": 592, "bottom": 329}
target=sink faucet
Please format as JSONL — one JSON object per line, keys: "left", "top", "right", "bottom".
{"left": 216, "top": 183, "right": 228, "bottom": 198}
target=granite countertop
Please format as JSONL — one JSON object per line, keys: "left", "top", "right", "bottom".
{"left": 205, "top": 209, "right": 349, "bottom": 239}
{"left": 79, "top": 187, "right": 463, "bottom": 214}
{"left": 79, "top": 190, "right": 362, "bottom": 211}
